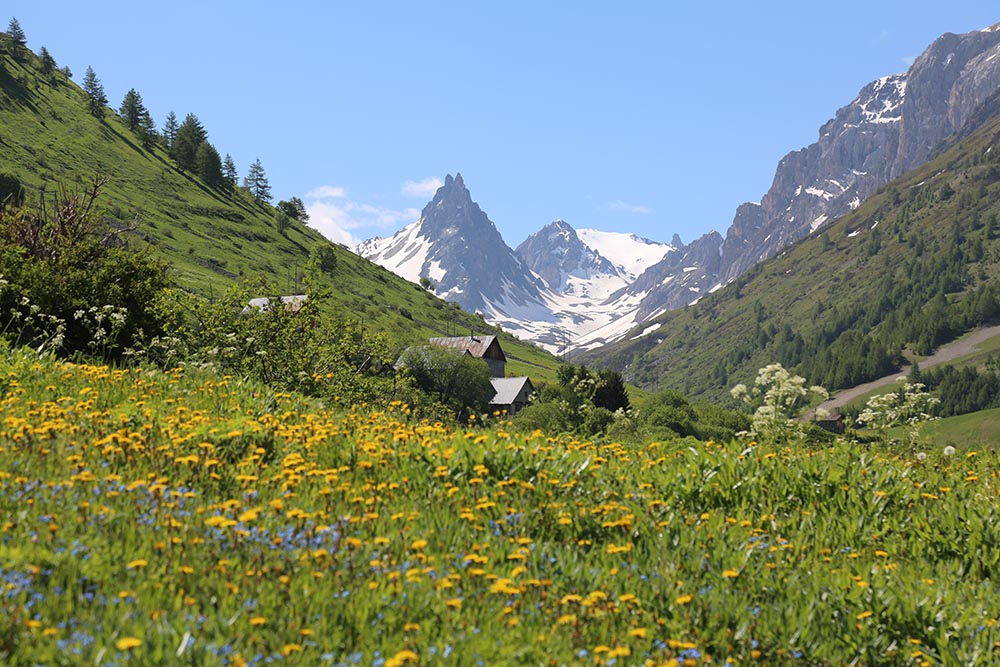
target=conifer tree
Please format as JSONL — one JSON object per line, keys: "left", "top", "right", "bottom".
{"left": 195, "top": 142, "right": 223, "bottom": 188}
{"left": 162, "top": 111, "right": 179, "bottom": 150}
{"left": 244, "top": 158, "right": 272, "bottom": 203}
{"left": 137, "top": 110, "right": 158, "bottom": 150}
{"left": 6, "top": 18, "right": 26, "bottom": 59}
{"left": 118, "top": 89, "right": 145, "bottom": 132}
{"left": 82, "top": 66, "right": 108, "bottom": 119}
{"left": 171, "top": 113, "right": 207, "bottom": 172}
{"left": 38, "top": 46, "right": 56, "bottom": 75}
{"left": 222, "top": 154, "right": 238, "bottom": 188}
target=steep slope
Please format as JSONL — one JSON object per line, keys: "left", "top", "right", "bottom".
{"left": 625, "top": 23, "right": 1000, "bottom": 322}
{"left": 582, "top": 107, "right": 1000, "bottom": 401}
{"left": 0, "top": 45, "right": 559, "bottom": 379}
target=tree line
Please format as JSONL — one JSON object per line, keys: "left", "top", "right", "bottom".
{"left": 3, "top": 17, "right": 311, "bottom": 221}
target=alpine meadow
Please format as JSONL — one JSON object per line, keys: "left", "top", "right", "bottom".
{"left": 2, "top": 12, "right": 1000, "bottom": 667}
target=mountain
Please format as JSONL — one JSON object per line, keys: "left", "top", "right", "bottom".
{"left": 628, "top": 22, "right": 1000, "bottom": 320}
{"left": 359, "top": 177, "right": 675, "bottom": 352}
{"left": 0, "top": 43, "right": 559, "bottom": 380}
{"left": 581, "top": 104, "right": 1000, "bottom": 400}
{"left": 357, "top": 173, "right": 548, "bottom": 315}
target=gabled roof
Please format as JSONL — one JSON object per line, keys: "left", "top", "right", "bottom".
{"left": 489, "top": 376, "right": 533, "bottom": 405}
{"left": 244, "top": 294, "right": 309, "bottom": 313}
{"left": 428, "top": 335, "right": 505, "bottom": 361}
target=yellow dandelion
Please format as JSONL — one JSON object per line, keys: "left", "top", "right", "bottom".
{"left": 675, "top": 594, "right": 694, "bottom": 605}
{"left": 249, "top": 616, "right": 267, "bottom": 626}
{"left": 856, "top": 610, "right": 874, "bottom": 620}
{"left": 722, "top": 569, "right": 739, "bottom": 578}
{"left": 115, "top": 637, "right": 143, "bottom": 650}
{"left": 126, "top": 559, "right": 148, "bottom": 569}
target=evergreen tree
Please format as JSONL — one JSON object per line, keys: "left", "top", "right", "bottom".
{"left": 277, "top": 196, "right": 309, "bottom": 222}
{"left": 162, "top": 111, "right": 179, "bottom": 150}
{"left": 82, "top": 66, "right": 108, "bottom": 119}
{"left": 137, "top": 110, "right": 158, "bottom": 150}
{"left": 195, "top": 142, "right": 223, "bottom": 188}
{"left": 222, "top": 154, "right": 238, "bottom": 187}
{"left": 244, "top": 158, "right": 272, "bottom": 203}
{"left": 118, "top": 88, "right": 146, "bottom": 132}
{"left": 171, "top": 113, "right": 207, "bottom": 172}
{"left": 6, "top": 18, "right": 26, "bottom": 59}
{"left": 38, "top": 46, "right": 56, "bottom": 75}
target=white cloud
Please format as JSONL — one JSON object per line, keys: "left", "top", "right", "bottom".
{"left": 608, "top": 199, "right": 653, "bottom": 215}
{"left": 401, "top": 177, "right": 444, "bottom": 198}
{"left": 305, "top": 184, "right": 419, "bottom": 247}
{"left": 306, "top": 185, "right": 347, "bottom": 199}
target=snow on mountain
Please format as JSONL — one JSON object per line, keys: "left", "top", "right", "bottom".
{"left": 576, "top": 228, "right": 674, "bottom": 279}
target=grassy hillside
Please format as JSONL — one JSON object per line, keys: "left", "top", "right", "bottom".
{"left": 0, "top": 46, "right": 557, "bottom": 381}
{"left": 585, "top": 107, "right": 1000, "bottom": 401}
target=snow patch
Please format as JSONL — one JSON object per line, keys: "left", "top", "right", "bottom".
{"left": 810, "top": 214, "right": 828, "bottom": 232}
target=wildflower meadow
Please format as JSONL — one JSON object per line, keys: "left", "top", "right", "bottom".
{"left": 1, "top": 347, "right": 999, "bottom": 666}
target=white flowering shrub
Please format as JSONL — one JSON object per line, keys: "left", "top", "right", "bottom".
{"left": 731, "top": 363, "right": 828, "bottom": 444}
{"left": 857, "top": 376, "right": 939, "bottom": 446}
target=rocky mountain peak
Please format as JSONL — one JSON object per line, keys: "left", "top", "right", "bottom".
{"left": 515, "top": 219, "right": 619, "bottom": 291}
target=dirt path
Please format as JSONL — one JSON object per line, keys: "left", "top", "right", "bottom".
{"left": 804, "top": 324, "right": 1000, "bottom": 419}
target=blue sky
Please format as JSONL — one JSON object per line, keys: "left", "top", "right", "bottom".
{"left": 8, "top": 2, "right": 1000, "bottom": 248}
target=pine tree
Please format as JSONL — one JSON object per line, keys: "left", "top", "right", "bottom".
{"left": 38, "top": 46, "right": 56, "bottom": 75}
{"left": 222, "top": 154, "right": 238, "bottom": 187}
{"left": 162, "top": 111, "right": 179, "bottom": 150}
{"left": 82, "top": 66, "right": 108, "bottom": 119}
{"left": 244, "top": 158, "right": 272, "bottom": 203}
{"left": 118, "top": 89, "right": 145, "bottom": 132}
{"left": 171, "top": 113, "right": 207, "bottom": 172}
{"left": 195, "top": 142, "right": 223, "bottom": 188}
{"left": 137, "top": 110, "right": 158, "bottom": 150}
{"left": 6, "top": 18, "right": 26, "bottom": 59}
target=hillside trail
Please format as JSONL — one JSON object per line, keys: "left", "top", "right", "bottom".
{"left": 802, "top": 324, "right": 1000, "bottom": 421}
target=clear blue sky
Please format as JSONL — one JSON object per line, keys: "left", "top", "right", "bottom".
{"left": 8, "top": 2, "right": 1000, "bottom": 248}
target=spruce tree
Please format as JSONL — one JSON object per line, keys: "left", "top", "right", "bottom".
{"left": 244, "top": 158, "right": 272, "bottom": 203}
{"left": 38, "top": 46, "right": 55, "bottom": 75}
{"left": 195, "top": 142, "right": 223, "bottom": 188}
{"left": 171, "top": 113, "right": 207, "bottom": 172}
{"left": 137, "top": 110, "right": 158, "bottom": 150}
{"left": 162, "top": 111, "right": 179, "bottom": 150}
{"left": 118, "top": 89, "right": 145, "bottom": 132}
{"left": 6, "top": 18, "right": 26, "bottom": 59}
{"left": 222, "top": 154, "right": 238, "bottom": 188}
{"left": 82, "top": 66, "right": 108, "bottom": 119}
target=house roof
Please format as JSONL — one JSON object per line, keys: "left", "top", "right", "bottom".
{"left": 244, "top": 294, "right": 309, "bottom": 313}
{"left": 428, "top": 335, "right": 505, "bottom": 361}
{"left": 489, "top": 376, "right": 533, "bottom": 405}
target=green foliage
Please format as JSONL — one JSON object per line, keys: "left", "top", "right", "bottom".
{"left": 276, "top": 196, "right": 308, "bottom": 223}
{"left": 5, "top": 352, "right": 1000, "bottom": 666}
{"left": 176, "top": 281, "right": 400, "bottom": 406}
{"left": 857, "top": 377, "right": 939, "bottom": 447}
{"left": 81, "top": 66, "right": 106, "bottom": 119}
{"left": 589, "top": 110, "right": 1000, "bottom": 401}
{"left": 0, "top": 172, "right": 24, "bottom": 207}
{"left": 171, "top": 113, "right": 207, "bottom": 172}
{"left": 731, "top": 363, "right": 827, "bottom": 445}
{"left": 194, "top": 142, "right": 223, "bottom": 188}
{"left": 0, "top": 39, "right": 561, "bottom": 385}
{"left": 37, "top": 46, "right": 55, "bottom": 76}
{"left": 919, "top": 364, "right": 1000, "bottom": 417}
{"left": 222, "top": 153, "right": 238, "bottom": 187}
{"left": 243, "top": 157, "right": 271, "bottom": 203}
{"left": 161, "top": 110, "right": 178, "bottom": 149}
{"left": 0, "top": 178, "right": 171, "bottom": 360}
{"left": 396, "top": 344, "right": 495, "bottom": 419}
{"left": 308, "top": 243, "right": 337, "bottom": 276}
{"left": 513, "top": 364, "right": 631, "bottom": 437}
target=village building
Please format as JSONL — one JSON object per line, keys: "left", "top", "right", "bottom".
{"left": 426, "top": 335, "right": 534, "bottom": 415}
{"left": 243, "top": 294, "right": 309, "bottom": 314}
